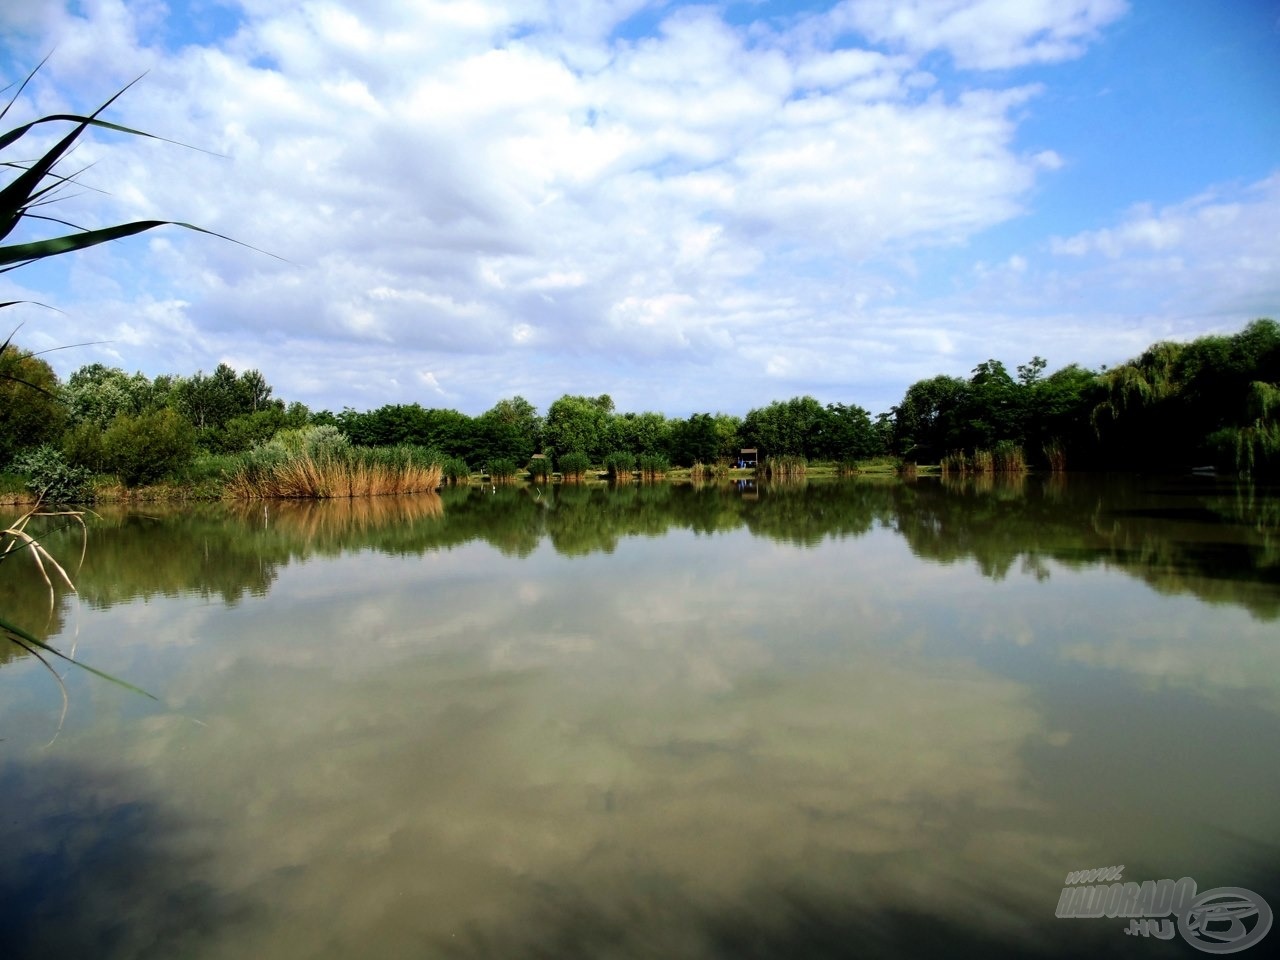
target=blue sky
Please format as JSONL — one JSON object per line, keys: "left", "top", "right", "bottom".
{"left": 1, "top": 0, "right": 1277, "bottom": 418}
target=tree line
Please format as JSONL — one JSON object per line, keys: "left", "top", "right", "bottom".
{"left": 2, "top": 317, "right": 1277, "bottom": 491}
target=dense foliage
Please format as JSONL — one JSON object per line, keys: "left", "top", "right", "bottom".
{"left": 3, "top": 319, "right": 1277, "bottom": 495}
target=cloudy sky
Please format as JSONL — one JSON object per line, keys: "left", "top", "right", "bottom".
{"left": 1, "top": 0, "right": 1277, "bottom": 417}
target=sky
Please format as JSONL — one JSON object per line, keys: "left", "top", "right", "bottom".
{"left": 0, "top": 0, "right": 1277, "bottom": 418}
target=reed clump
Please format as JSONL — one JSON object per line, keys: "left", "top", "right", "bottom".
{"left": 759, "top": 455, "right": 807, "bottom": 480}
{"left": 1042, "top": 439, "right": 1067, "bottom": 473}
{"left": 604, "top": 452, "right": 637, "bottom": 481}
{"left": 940, "top": 450, "right": 968, "bottom": 476}
{"left": 637, "top": 454, "right": 670, "bottom": 482}
{"left": 689, "top": 461, "right": 728, "bottom": 482}
{"left": 558, "top": 451, "right": 592, "bottom": 482}
{"left": 226, "top": 445, "right": 442, "bottom": 498}
{"left": 942, "top": 444, "right": 1027, "bottom": 476}
{"left": 441, "top": 457, "right": 471, "bottom": 484}
{"left": 992, "top": 441, "right": 1026, "bottom": 474}
{"left": 486, "top": 458, "right": 519, "bottom": 483}
{"left": 526, "top": 456, "right": 551, "bottom": 482}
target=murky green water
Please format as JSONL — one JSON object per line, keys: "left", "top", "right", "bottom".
{"left": 2, "top": 476, "right": 1278, "bottom": 959}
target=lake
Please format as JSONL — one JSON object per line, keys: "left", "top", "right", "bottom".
{"left": 2, "top": 475, "right": 1278, "bottom": 959}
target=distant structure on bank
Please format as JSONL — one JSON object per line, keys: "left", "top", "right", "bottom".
{"left": 738, "top": 448, "right": 758, "bottom": 468}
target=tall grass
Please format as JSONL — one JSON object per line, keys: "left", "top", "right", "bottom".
{"left": 943, "top": 444, "right": 1027, "bottom": 475}
{"left": 759, "top": 455, "right": 807, "bottom": 480}
{"left": 689, "top": 461, "right": 728, "bottom": 482}
{"left": 604, "top": 451, "right": 636, "bottom": 481}
{"left": 226, "top": 445, "right": 442, "bottom": 498}
{"left": 940, "top": 450, "right": 968, "bottom": 476}
{"left": 1042, "top": 439, "right": 1068, "bottom": 473}
{"left": 992, "top": 441, "right": 1026, "bottom": 474}
{"left": 559, "top": 451, "right": 592, "bottom": 481}
{"left": 637, "top": 454, "right": 669, "bottom": 481}
{"left": 441, "top": 457, "right": 471, "bottom": 484}
{"left": 486, "top": 458, "right": 519, "bottom": 483}
{"left": 526, "top": 456, "right": 551, "bottom": 482}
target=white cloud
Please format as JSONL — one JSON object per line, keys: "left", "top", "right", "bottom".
{"left": 0, "top": 0, "right": 1272, "bottom": 418}
{"left": 832, "top": 0, "right": 1129, "bottom": 70}
{"left": 1047, "top": 174, "right": 1280, "bottom": 319}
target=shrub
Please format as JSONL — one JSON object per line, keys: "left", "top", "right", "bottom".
{"left": 604, "top": 451, "right": 636, "bottom": 480}
{"left": 63, "top": 420, "right": 109, "bottom": 473}
{"left": 637, "top": 453, "right": 670, "bottom": 480}
{"left": 525, "top": 456, "right": 550, "bottom": 481}
{"left": 487, "top": 457, "right": 518, "bottom": 482}
{"left": 101, "top": 409, "right": 197, "bottom": 486}
{"left": 559, "top": 451, "right": 592, "bottom": 480}
{"left": 11, "top": 445, "right": 95, "bottom": 503}
{"left": 441, "top": 456, "right": 471, "bottom": 484}
{"left": 836, "top": 460, "right": 860, "bottom": 477}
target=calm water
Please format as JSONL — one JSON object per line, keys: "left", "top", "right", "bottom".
{"left": 2, "top": 476, "right": 1278, "bottom": 959}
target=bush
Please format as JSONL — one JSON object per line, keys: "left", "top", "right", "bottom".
{"left": 211, "top": 409, "right": 287, "bottom": 454}
{"left": 63, "top": 420, "right": 109, "bottom": 473}
{"left": 636, "top": 453, "right": 670, "bottom": 480}
{"left": 603, "top": 451, "right": 636, "bottom": 480}
{"left": 11, "top": 445, "right": 95, "bottom": 503}
{"left": 441, "top": 456, "right": 471, "bottom": 484}
{"left": 559, "top": 451, "right": 592, "bottom": 480}
{"left": 526, "top": 456, "right": 550, "bottom": 481}
{"left": 486, "top": 457, "right": 518, "bottom": 482}
{"left": 102, "top": 409, "right": 197, "bottom": 486}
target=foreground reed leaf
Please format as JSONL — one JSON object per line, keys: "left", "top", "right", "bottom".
{"left": 0, "top": 615, "right": 158, "bottom": 701}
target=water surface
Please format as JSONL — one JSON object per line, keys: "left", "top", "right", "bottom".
{"left": 2, "top": 476, "right": 1278, "bottom": 958}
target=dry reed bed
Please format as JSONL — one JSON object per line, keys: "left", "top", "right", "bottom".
{"left": 226, "top": 450, "right": 443, "bottom": 499}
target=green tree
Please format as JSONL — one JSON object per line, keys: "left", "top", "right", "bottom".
{"left": 0, "top": 345, "right": 65, "bottom": 465}
{"left": 544, "top": 394, "right": 615, "bottom": 461}
{"left": 609, "top": 411, "right": 671, "bottom": 458}
{"left": 238, "top": 368, "right": 273, "bottom": 411}
{"left": 476, "top": 396, "right": 541, "bottom": 464}
{"left": 669, "top": 413, "right": 719, "bottom": 466}
{"left": 63, "top": 363, "right": 159, "bottom": 427}
{"left": 742, "top": 396, "right": 827, "bottom": 458}
{"left": 712, "top": 413, "right": 743, "bottom": 461}
{"left": 891, "top": 375, "right": 970, "bottom": 462}
{"left": 820, "top": 402, "right": 877, "bottom": 462}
